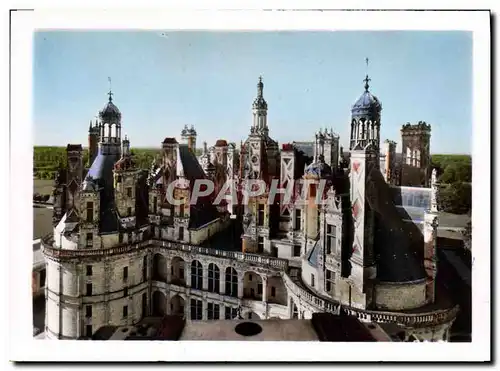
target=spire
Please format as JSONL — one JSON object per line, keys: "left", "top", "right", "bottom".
{"left": 257, "top": 75, "right": 263, "bottom": 97}
{"left": 89, "top": 120, "right": 92, "bottom": 131}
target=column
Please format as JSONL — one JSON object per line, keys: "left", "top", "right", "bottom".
{"left": 219, "top": 303, "right": 225, "bottom": 320}
{"left": 202, "top": 300, "right": 207, "bottom": 320}
{"left": 219, "top": 267, "right": 226, "bottom": 295}
{"left": 262, "top": 276, "right": 268, "bottom": 303}
{"left": 237, "top": 274, "right": 244, "bottom": 299}
{"left": 184, "top": 261, "right": 190, "bottom": 287}
{"left": 202, "top": 264, "right": 208, "bottom": 291}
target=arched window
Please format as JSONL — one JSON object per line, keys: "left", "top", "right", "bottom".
{"left": 190, "top": 260, "right": 203, "bottom": 290}
{"left": 208, "top": 263, "right": 220, "bottom": 293}
{"left": 225, "top": 267, "right": 238, "bottom": 297}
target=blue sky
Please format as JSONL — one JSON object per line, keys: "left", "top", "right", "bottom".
{"left": 33, "top": 31, "right": 472, "bottom": 154}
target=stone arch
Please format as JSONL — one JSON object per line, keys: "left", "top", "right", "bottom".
{"left": 208, "top": 263, "right": 220, "bottom": 293}
{"left": 152, "top": 253, "right": 167, "bottom": 282}
{"left": 170, "top": 294, "right": 185, "bottom": 318}
{"left": 225, "top": 267, "right": 238, "bottom": 297}
{"left": 171, "top": 256, "right": 185, "bottom": 285}
{"left": 190, "top": 260, "right": 203, "bottom": 290}
{"left": 243, "top": 271, "right": 263, "bottom": 300}
{"left": 152, "top": 290, "right": 166, "bottom": 316}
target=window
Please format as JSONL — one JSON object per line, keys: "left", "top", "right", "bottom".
{"left": 248, "top": 313, "right": 253, "bottom": 319}
{"left": 179, "top": 267, "right": 184, "bottom": 280}
{"left": 326, "top": 224, "right": 336, "bottom": 255}
{"left": 123, "top": 305, "right": 128, "bottom": 318}
{"left": 311, "top": 274, "right": 315, "bottom": 288}
{"left": 292, "top": 303, "right": 299, "bottom": 319}
{"left": 179, "top": 227, "right": 184, "bottom": 241}
{"left": 191, "top": 260, "right": 203, "bottom": 290}
{"left": 179, "top": 203, "right": 185, "bottom": 217}
{"left": 293, "top": 245, "right": 301, "bottom": 257}
{"left": 86, "top": 283, "right": 92, "bottom": 296}
{"left": 190, "top": 299, "right": 203, "bottom": 320}
{"left": 86, "top": 233, "right": 93, "bottom": 247}
{"left": 86, "top": 265, "right": 92, "bottom": 276}
{"left": 39, "top": 269, "right": 46, "bottom": 287}
{"left": 123, "top": 267, "right": 128, "bottom": 281}
{"left": 257, "top": 237, "right": 264, "bottom": 253}
{"left": 326, "top": 270, "right": 335, "bottom": 294}
{"left": 126, "top": 187, "right": 132, "bottom": 197}
{"left": 142, "top": 256, "right": 147, "bottom": 281}
{"left": 123, "top": 286, "right": 129, "bottom": 296}
{"left": 208, "top": 263, "right": 220, "bottom": 293}
{"left": 86, "top": 202, "right": 93, "bottom": 223}
{"left": 249, "top": 274, "right": 253, "bottom": 282}
{"left": 207, "top": 303, "right": 220, "bottom": 320}
{"left": 127, "top": 207, "right": 132, "bottom": 216}
{"left": 257, "top": 283, "right": 262, "bottom": 295}
{"left": 257, "top": 204, "right": 265, "bottom": 226}
{"left": 153, "top": 196, "right": 157, "bottom": 214}
{"left": 271, "top": 286, "right": 276, "bottom": 297}
{"left": 225, "top": 306, "right": 238, "bottom": 320}
{"left": 85, "top": 305, "right": 92, "bottom": 318}
{"left": 119, "top": 233, "right": 123, "bottom": 244}
{"left": 128, "top": 232, "right": 133, "bottom": 243}
{"left": 117, "top": 175, "right": 122, "bottom": 183}
{"left": 225, "top": 267, "right": 238, "bottom": 297}
{"left": 295, "top": 210, "right": 301, "bottom": 231}
{"left": 86, "top": 325, "right": 93, "bottom": 337}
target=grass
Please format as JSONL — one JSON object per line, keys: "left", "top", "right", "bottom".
{"left": 33, "top": 207, "right": 53, "bottom": 240}
{"left": 34, "top": 179, "right": 54, "bottom": 196}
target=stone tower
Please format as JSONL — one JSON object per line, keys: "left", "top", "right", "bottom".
{"left": 181, "top": 125, "right": 197, "bottom": 153}
{"left": 380, "top": 139, "right": 397, "bottom": 185}
{"left": 314, "top": 128, "right": 340, "bottom": 173}
{"left": 114, "top": 135, "right": 139, "bottom": 227}
{"left": 65, "top": 144, "right": 83, "bottom": 213}
{"left": 241, "top": 76, "right": 279, "bottom": 255}
{"left": 88, "top": 119, "right": 100, "bottom": 167}
{"left": 347, "top": 73, "right": 382, "bottom": 308}
{"left": 400, "top": 121, "right": 431, "bottom": 187}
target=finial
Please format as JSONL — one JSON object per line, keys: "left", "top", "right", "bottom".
{"left": 257, "top": 76, "right": 263, "bottom": 96}
{"left": 363, "top": 75, "right": 371, "bottom": 92}
{"left": 107, "top": 77, "right": 113, "bottom": 102}
{"left": 124, "top": 134, "right": 128, "bottom": 141}
{"left": 364, "top": 58, "right": 371, "bottom": 91}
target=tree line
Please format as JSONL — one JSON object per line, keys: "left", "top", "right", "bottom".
{"left": 431, "top": 154, "right": 472, "bottom": 215}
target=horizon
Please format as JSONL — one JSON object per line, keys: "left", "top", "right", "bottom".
{"left": 34, "top": 31, "right": 473, "bottom": 155}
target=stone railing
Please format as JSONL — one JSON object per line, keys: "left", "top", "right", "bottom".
{"left": 282, "top": 271, "right": 459, "bottom": 328}
{"left": 156, "top": 240, "right": 288, "bottom": 270}
{"left": 41, "top": 235, "right": 288, "bottom": 271}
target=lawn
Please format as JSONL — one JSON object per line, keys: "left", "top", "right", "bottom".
{"left": 34, "top": 179, "right": 54, "bottom": 196}
{"left": 33, "top": 207, "right": 53, "bottom": 240}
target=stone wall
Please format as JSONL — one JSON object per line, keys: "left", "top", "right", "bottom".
{"left": 374, "top": 281, "right": 427, "bottom": 311}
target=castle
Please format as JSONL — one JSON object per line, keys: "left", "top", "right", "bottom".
{"left": 41, "top": 74, "right": 458, "bottom": 341}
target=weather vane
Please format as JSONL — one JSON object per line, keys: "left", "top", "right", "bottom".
{"left": 364, "top": 58, "right": 371, "bottom": 91}
{"left": 107, "top": 77, "right": 113, "bottom": 101}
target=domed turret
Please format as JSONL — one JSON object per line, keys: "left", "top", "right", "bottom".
{"left": 351, "top": 75, "right": 382, "bottom": 119}
{"left": 99, "top": 92, "right": 122, "bottom": 124}
{"left": 349, "top": 74, "right": 382, "bottom": 151}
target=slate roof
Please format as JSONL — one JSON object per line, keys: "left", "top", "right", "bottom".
{"left": 307, "top": 240, "right": 320, "bottom": 267}
{"left": 365, "top": 167, "right": 426, "bottom": 282}
{"left": 292, "top": 141, "right": 314, "bottom": 158}
{"left": 351, "top": 90, "right": 382, "bottom": 118}
{"left": 178, "top": 144, "right": 206, "bottom": 181}
{"left": 86, "top": 151, "right": 120, "bottom": 233}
